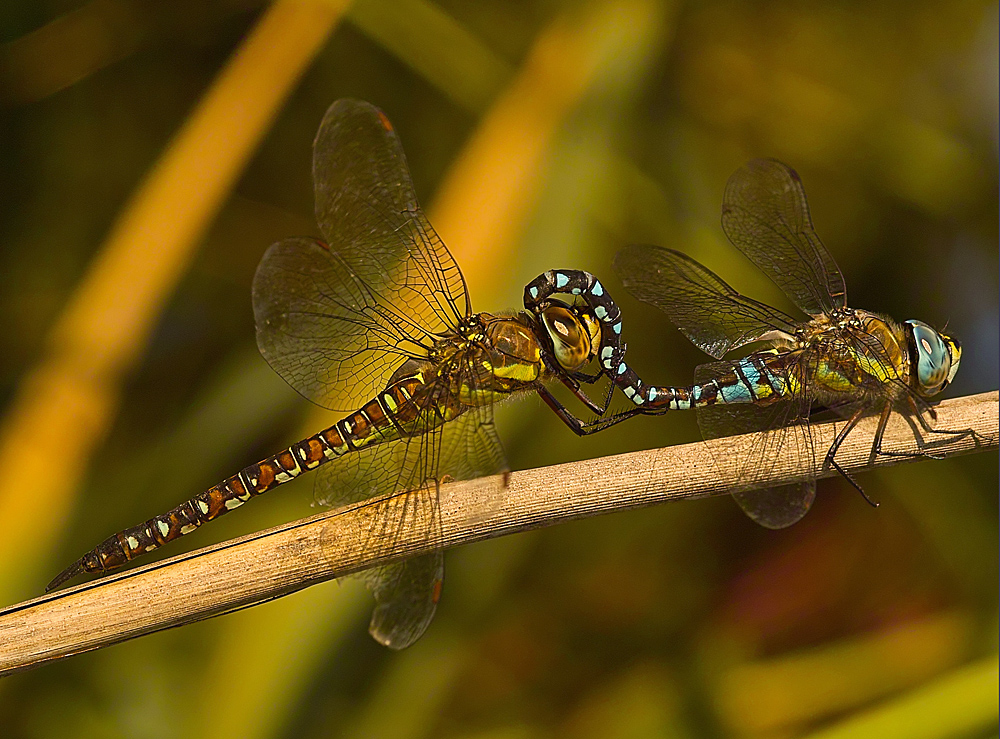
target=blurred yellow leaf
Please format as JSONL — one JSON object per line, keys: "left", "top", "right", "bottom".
{"left": 802, "top": 654, "right": 998, "bottom": 739}
{"left": 0, "top": 0, "right": 347, "bottom": 602}
{"left": 716, "top": 611, "right": 974, "bottom": 735}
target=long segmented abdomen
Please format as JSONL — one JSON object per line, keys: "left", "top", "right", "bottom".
{"left": 614, "top": 352, "right": 793, "bottom": 411}
{"left": 46, "top": 378, "right": 423, "bottom": 591}
{"left": 524, "top": 269, "right": 795, "bottom": 412}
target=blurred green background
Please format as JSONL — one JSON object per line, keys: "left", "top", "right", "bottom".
{"left": 0, "top": 0, "right": 997, "bottom": 737}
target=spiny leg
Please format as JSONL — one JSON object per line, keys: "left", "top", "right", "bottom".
{"left": 556, "top": 371, "right": 607, "bottom": 415}
{"left": 866, "top": 400, "right": 931, "bottom": 462}
{"left": 824, "top": 404, "right": 879, "bottom": 508}
{"left": 536, "top": 330, "right": 613, "bottom": 416}
{"left": 571, "top": 369, "right": 604, "bottom": 384}
{"left": 536, "top": 385, "right": 643, "bottom": 436}
{"left": 564, "top": 370, "right": 618, "bottom": 416}
{"left": 906, "top": 395, "right": 988, "bottom": 450}
{"left": 536, "top": 330, "right": 625, "bottom": 418}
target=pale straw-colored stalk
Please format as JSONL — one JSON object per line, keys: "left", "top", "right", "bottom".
{"left": 0, "top": 391, "right": 993, "bottom": 677}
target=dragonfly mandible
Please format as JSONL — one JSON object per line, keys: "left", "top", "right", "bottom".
{"left": 48, "top": 99, "right": 629, "bottom": 649}
{"left": 582, "top": 159, "right": 969, "bottom": 528}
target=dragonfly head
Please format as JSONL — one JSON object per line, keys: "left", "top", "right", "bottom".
{"left": 539, "top": 304, "right": 601, "bottom": 373}
{"left": 905, "top": 320, "right": 961, "bottom": 396}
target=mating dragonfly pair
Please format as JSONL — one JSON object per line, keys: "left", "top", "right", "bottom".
{"left": 49, "top": 100, "right": 965, "bottom": 650}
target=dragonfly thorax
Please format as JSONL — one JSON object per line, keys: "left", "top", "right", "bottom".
{"left": 426, "top": 315, "right": 489, "bottom": 360}
{"left": 798, "top": 308, "right": 863, "bottom": 340}
{"left": 458, "top": 313, "right": 548, "bottom": 390}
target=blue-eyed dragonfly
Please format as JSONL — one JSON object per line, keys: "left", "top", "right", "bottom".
{"left": 48, "top": 100, "right": 629, "bottom": 649}
{"left": 575, "top": 159, "right": 970, "bottom": 528}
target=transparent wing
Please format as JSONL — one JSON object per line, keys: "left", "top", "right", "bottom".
{"left": 721, "top": 159, "right": 847, "bottom": 317}
{"left": 438, "top": 353, "right": 509, "bottom": 485}
{"left": 313, "top": 418, "right": 443, "bottom": 649}
{"left": 313, "top": 99, "right": 469, "bottom": 330}
{"left": 614, "top": 245, "right": 799, "bottom": 359}
{"left": 254, "top": 237, "right": 435, "bottom": 411}
{"left": 312, "top": 371, "right": 507, "bottom": 511}
{"left": 438, "top": 405, "right": 509, "bottom": 485}
{"left": 362, "top": 401, "right": 506, "bottom": 649}
{"left": 364, "top": 551, "right": 444, "bottom": 650}
{"left": 694, "top": 358, "right": 817, "bottom": 528}
{"left": 314, "top": 368, "right": 507, "bottom": 649}
{"left": 254, "top": 99, "right": 470, "bottom": 411}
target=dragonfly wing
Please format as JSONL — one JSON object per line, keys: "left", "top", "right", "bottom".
{"left": 363, "top": 551, "right": 444, "bottom": 650}
{"left": 312, "top": 99, "right": 470, "bottom": 329}
{"left": 314, "top": 436, "right": 446, "bottom": 649}
{"left": 614, "top": 245, "right": 799, "bottom": 359}
{"left": 254, "top": 100, "right": 470, "bottom": 411}
{"left": 362, "top": 403, "right": 506, "bottom": 650}
{"left": 314, "top": 367, "right": 507, "bottom": 648}
{"left": 732, "top": 483, "right": 815, "bottom": 529}
{"left": 440, "top": 354, "right": 510, "bottom": 484}
{"left": 694, "top": 359, "right": 817, "bottom": 528}
{"left": 255, "top": 237, "right": 433, "bottom": 411}
{"left": 721, "top": 159, "right": 847, "bottom": 317}
{"left": 312, "top": 364, "right": 507, "bottom": 511}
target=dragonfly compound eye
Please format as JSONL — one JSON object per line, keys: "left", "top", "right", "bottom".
{"left": 542, "top": 305, "right": 592, "bottom": 372}
{"left": 580, "top": 312, "right": 602, "bottom": 362}
{"left": 943, "top": 333, "right": 962, "bottom": 386}
{"left": 905, "top": 319, "right": 955, "bottom": 395}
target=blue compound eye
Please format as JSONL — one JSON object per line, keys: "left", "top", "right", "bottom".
{"left": 906, "top": 320, "right": 953, "bottom": 395}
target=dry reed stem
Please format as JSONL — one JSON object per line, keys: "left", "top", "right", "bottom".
{"left": 0, "top": 0, "right": 346, "bottom": 599}
{"left": 0, "top": 391, "right": 994, "bottom": 676}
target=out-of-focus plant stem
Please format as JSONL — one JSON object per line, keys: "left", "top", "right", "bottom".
{"left": 0, "top": 0, "right": 348, "bottom": 602}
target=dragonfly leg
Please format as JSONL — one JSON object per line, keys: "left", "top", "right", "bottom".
{"left": 903, "top": 395, "right": 988, "bottom": 458}
{"left": 868, "top": 401, "right": 922, "bottom": 460}
{"left": 571, "top": 369, "right": 604, "bottom": 384}
{"left": 537, "top": 333, "right": 617, "bottom": 416}
{"left": 562, "top": 371, "right": 618, "bottom": 416}
{"left": 535, "top": 385, "right": 641, "bottom": 436}
{"left": 824, "top": 404, "right": 879, "bottom": 508}
{"left": 556, "top": 372, "right": 606, "bottom": 415}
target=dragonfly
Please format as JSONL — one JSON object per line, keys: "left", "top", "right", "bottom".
{"left": 586, "top": 159, "right": 970, "bottom": 528}
{"left": 47, "top": 99, "right": 628, "bottom": 649}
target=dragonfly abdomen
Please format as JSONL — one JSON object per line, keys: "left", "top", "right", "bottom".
{"left": 640, "top": 354, "right": 792, "bottom": 411}
{"left": 45, "top": 441, "right": 324, "bottom": 590}
{"left": 520, "top": 268, "right": 795, "bottom": 413}
{"left": 45, "top": 374, "right": 430, "bottom": 590}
